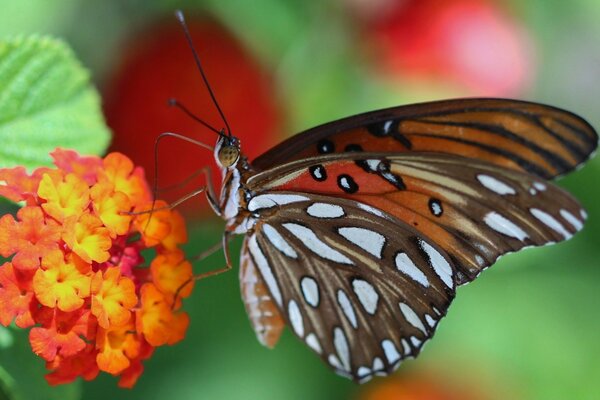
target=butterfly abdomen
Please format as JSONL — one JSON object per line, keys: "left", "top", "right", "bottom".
{"left": 240, "top": 239, "right": 284, "bottom": 348}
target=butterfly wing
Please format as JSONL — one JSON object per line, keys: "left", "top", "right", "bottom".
{"left": 252, "top": 98, "right": 598, "bottom": 179}
{"left": 243, "top": 192, "right": 455, "bottom": 382}
{"left": 246, "top": 152, "right": 586, "bottom": 284}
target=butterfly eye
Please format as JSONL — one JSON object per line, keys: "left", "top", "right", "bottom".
{"left": 218, "top": 145, "right": 240, "bottom": 167}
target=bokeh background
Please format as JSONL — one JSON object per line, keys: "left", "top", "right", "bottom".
{"left": 1, "top": 0, "right": 599, "bottom": 399}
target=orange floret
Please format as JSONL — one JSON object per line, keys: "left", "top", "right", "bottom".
{"left": 99, "top": 152, "right": 151, "bottom": 209}
{"left": 62, "top": 213, "right": 112, "bottom": 263}
{"left": 96, "top": 319, "right": 142, "bottom": 375}
{"left": 91, "top": 267, "right": 137, "bottom": 329}
{"left": 160, "top": 209, "right": 188, "bottom": 250}
{"left": 132, "top": 200, "right": 172, "bottom": 247}
{"left": 0, "top": 206, "right": 61, "bottom": 270}
{"left": 0, "top": 263, "right": 36, "bottom": 328}
{"left": 33, "top": 251, "right": 91, "bottom": 312}
{"left": 151, "top": 250, "right": 194, "bottom": 306}
{"left": 116, "top": 340, "right": 154, "bottom": 388}
{"left": 38, "top": 172, "right": 90, "bottom": 223}
{"left": 137, "top": 283, "right": 190, "bottom": 346}
{"left": 90, "top": 181, "right": 132, "bottom": 237}
{"left": 0, "top": 166, "right": 61, "bottom": 204}
{"left": 29, "top": 307, "right": 93, "bottom": 362}
{"left": 45, "top": 344, "right": 100, "bottom": 385}
{"left": 51, "top": 148, "right": 103, "bottom": 186}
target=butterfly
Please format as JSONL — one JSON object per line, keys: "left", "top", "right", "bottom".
{"left": 196, "top": 98, "right": 596, "bottom": 383}
{"left": 172, "top": 12, "right": 598, "bottom": 384}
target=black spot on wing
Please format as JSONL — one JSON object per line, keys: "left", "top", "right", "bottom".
{"left": 377, "top": 161, "right": 406, "bottom": 190}
{"left": 345, "top": 143, "right": 363, "bottom": 152}
{"left": 317, "top": 139, "right": 335, "bottom": 154}
{"left": 338, "top": 174, "right": 359, "bottom": 193}
{"left": 343, "top": 143, "right": 373, "bottom": 172}
{"left": 309, "top": 165, "right": 328, "bottom": 182}
{"left": 367, "top": 119, "right": 412, "bottom": 149}
{"left": 428, "top": 198, "right": 443, "bottom": 217}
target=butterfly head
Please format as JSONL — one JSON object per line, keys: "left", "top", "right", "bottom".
{"left": 215, "top": 133, "right": 241, "bottom": 169}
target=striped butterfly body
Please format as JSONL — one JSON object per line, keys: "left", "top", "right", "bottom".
{"left": 210, "top": 98, "right": 596, "bottom": 383}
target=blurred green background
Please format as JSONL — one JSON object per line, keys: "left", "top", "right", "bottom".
{"left": 0, "top": 0, "right": 599, "bottom": 399}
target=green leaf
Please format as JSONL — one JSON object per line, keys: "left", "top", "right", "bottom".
{"left": 0, "top": 35, "right": 111, "bottom": 170}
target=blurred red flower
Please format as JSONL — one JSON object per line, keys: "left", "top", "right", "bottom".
{"left": 354, "top": 0, "right": 534, "bottom": 96}
{"left": 104, "top": 16, "right": 281, "bottom": 216}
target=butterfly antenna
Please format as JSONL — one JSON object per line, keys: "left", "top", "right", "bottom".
{"left": 168, "top": 98, "right": 226, "bottom": 138}
{"left": 175, "top": 10, "right": 233, "bottom": 137}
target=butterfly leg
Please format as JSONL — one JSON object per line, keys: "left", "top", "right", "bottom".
{"left": 193, "top": 231, "right": 233, "bottom": 279}
{"left": 171, "top": 232, "right": 233, "bottom": 307}
{"left": 199, "top": 165, "right": 221, "bottom": 216}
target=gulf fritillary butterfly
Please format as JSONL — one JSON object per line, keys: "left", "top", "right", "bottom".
{"left": 173, "top": 12, "right": 597, "bottom": 383}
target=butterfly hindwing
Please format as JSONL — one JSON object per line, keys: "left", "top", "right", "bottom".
{"left": 247, "top": 152, "right": 586, "bottom": 284}
{"left": 243, "top": 192, "right": 455, "bottom": 382}
{"left": 252, "top": 98, "right": 597, "bottom": 180}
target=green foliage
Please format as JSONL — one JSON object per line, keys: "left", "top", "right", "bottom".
{"left": 0, "top": 36, "right": 110, "bottom": 170}
{"left": 0, "top": 327, "right": 80, "bottom": 400}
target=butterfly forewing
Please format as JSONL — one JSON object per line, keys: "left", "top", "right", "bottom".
{"left": 252, "top": 98, "right": 597, "bottom": 180}
{"left": 246, "top": 152, "right": 586, "bottom": 284}
{"left": 243, "top": 193, "right": 455, "bottom": 382}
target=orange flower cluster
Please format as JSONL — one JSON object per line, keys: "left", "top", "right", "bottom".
{"left": 0, "top": 149, "right": 194, "bottom": 388}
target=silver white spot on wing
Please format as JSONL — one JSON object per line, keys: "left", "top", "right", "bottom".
{"left": 401, "top": 339, "right": 411, "bottom": 356}
{"left": 306, "top": 202, "right": 345, "bottom": 218}
{"left": 484, "top": 211, "right": 529, "bottom": 241}
{"left": 381, "top": 339, "right": 400, "bottom": 365}
{"left": 410, "top": 336, "right": 422, "bottom": 347}
{"left": 529, "top": 187, "right": 537, "bottom": 195}
{"left": 418, "top": 239, "right": 454, "bottom": 289}
{"left": 533, "top": 182, "right": 547, "bottom": 191}
{"left": 328, "top": 354, "right": 343, "bottom": 370}
{"left": 560, "top": 209, "right": 584, "bottom": 231}
{"left": 366, "top": 159, "right": 381, "bottom": 171}
{"left": 262, "top": 224, "right": 297, "bottom": 258}
{"left": 248, "top": 193, "right": 309, "bottom": 212}
{"left": 306, "top": 333, "right": 322, "bottom": 354}
{"left": 530, "top": 208, "right": 572, "bottom": 239}
{"left": 581, "top": 209, "right": 588, "bottom": 220}
{"left": 395, "top": 252, "right": 429, "bottom": 287}
{"left": 383, "top": 120, "right": 393, "bottom": 133}
{"left": 247, "top": 235, "right": 282, "bottom": 306}
{"left": 372, "top": 357, "right": 384, "bottom": 374}
{"left": 399, "top": 302, "right": 427, "bottom": 334}
{"left": 283, "top": 223, "right": 353, "bottom": 265}
{"left": 352, "top": 279, "right": 379, "bottom": 314}
{"left": 338, "top": 227, "right": 385, "bottom": 259}
{"left": 429, "top": 200, "right": 443, "bottom": 216}
{"left": 288, "top": 299, "right": 304, "bottom": 337}
{"left": 337, "top": 289, "right": 358, "bottom": 329}
{"left": 476, "top": 174, "right": 517, "bottom": 195}
{"left": 333, "top": 327, "right": 351, "bottom": 372}
{"left": 425, "top": 314, "right": 436, "bottom": 328}
{"left": 475, "top": 254, "right": 486, "bottom": 267}
{"left": 357, "top": 366, "right": 371, "bottom": 378}
{"left": 300, "top": 276, "right": 319, "bottom": 307}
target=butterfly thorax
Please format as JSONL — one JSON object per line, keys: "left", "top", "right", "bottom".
{"left": 219, "top": 158, "right": 253, "bottom": 217}
{"left": 214, "top": 138, "right": 258, "bottom": 234}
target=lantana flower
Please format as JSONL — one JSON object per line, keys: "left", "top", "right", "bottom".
{"left": 0, "top": 149, "right": 194, "bottom": 388}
